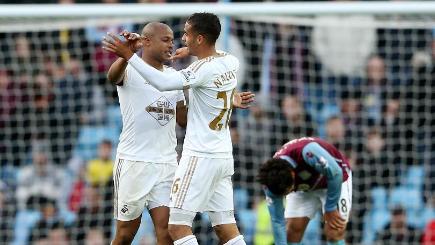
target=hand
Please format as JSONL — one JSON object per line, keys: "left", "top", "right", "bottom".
{"left": 120, "top": 30, "right": 143, "bottom": 53}
{"left": 170, "top": 47, "right": 190, "bottom": 61}
{"left": 324, "top": 210, "right": 346, "bottom": 230}
{"left": 102, "top": 32, "right": 135, "bottom": 60}
{"left": 233, "top": 91, "right": 255, "bottom": 109}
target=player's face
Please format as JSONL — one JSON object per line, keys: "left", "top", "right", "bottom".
{"left": 150, "top": 28, "right": 174, "bottom": 62}
{"left": 182, "top": 22, "right": 199, "bottom": 55}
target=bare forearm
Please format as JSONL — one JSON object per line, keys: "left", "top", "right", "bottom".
{"left": 107, "top": 57, "right": 128, "bottom": 85}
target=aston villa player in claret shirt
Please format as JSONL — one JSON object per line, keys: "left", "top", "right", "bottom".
{"left": 258, "top": 137, "right": 352, "bottom": 245}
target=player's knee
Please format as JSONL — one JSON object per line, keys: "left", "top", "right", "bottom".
{"left": 324, "top": 226, "right": 346, "bottom": 241}
{"left": 286, "top": 222, "right": 305, "bottom": 241}
{"left": 168, "top": 208, "right": 195, "bottom": 240}
{"left": 154, "top": 224, "right": 171, "bottom": 243}
{"left": 168, "top": 224, "right": 191, "bottom": 240}
{"left": 113, "top": 220, "right": 139, "bottom": 245}
{"left": 213, "top": 224, "right": 240, "bottom": 243}
{"left": 113, "top": 230, "right": 135, "bottom": 245}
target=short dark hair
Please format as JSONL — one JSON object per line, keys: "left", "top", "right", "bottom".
{"left": 100, "top": 139, "right": 112, "bottom": 147}
{"left": 257, "top": 158, "right": 294, "bottom": 196}
{"left": 187, "top": 12, "right": 221, "bottom": 44}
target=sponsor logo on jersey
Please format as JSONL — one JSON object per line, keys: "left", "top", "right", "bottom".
{"left": 146, "top": 96, "right": 175, "bottom": 126}
{"left": 299, "top": 170, "right": 312, "bottom": 180}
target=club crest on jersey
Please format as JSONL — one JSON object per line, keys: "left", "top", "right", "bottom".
{"left": 146, "top": 96, "right": 175, "bottom": 126}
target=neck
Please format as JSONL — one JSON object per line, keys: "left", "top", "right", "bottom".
{"left": 142, "top": 54, "right": 164, "bottom": 71}
{"left": 197, "top": 46, "right": 217, "bottom": 60}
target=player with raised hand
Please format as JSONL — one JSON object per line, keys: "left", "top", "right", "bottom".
{"left": 257, "top": 137, "right": 352, "bottom": 245}
{"left": 103, "top": 13, "right": 250, "bottom": 245}
{"left": 108, "top": 22, "right": 185, "bottom": 245}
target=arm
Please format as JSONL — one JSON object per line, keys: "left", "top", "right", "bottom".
{"left": 106, "top": 31, "right": 142, "bottom": 85}
{"left": 264, "top": 188, "right": 287, "bottom": 245}
{"left": 102, "top": 33, "right": 185, "bottom": 91}
{"left": 302, "top": 142, "right": 343, "bottom": 212}
{"left": 107, "top": 58, "right": 127, "bottom": 85}
{"left": 128, "top": 54, "right": 185, "bottom": 91}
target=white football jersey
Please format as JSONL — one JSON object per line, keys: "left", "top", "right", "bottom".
{"left": 180, "top": 52, "right": 239, "bottom": 158}
{"left": 116, "top": 64, "right": 184, "bottom": 163}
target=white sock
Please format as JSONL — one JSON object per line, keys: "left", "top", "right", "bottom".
{"left": 174, "top": 235, "right": 198, "bottom": 245}
{"left": 223, "top": 235, "right": 246, "bottom": 245}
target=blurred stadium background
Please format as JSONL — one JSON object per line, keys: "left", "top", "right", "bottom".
{"left": 0, "top": 1, "right": 434, "bottom": 244}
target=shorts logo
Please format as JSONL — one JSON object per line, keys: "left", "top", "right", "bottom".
{"left": 121, "top": 205, "right": 128, "bottom": 214}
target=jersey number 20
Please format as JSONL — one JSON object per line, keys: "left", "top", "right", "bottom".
{"left": 209, "top": 89, "right": 235, "bottom": 131}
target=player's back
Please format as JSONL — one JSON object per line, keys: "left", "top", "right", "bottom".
{"left": 274, "top": 137, "right": 350, "bottom": 190}
{"left": 181, "top": 52, "right": 239, "bottom": 158}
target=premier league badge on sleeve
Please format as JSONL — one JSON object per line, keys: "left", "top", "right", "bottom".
{"left": 181, "top": 70, "right": 196, "bottom": 82}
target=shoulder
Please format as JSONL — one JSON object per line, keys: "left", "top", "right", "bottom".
{"left": 187, "top": 57, "right": 215, "bottom": 73}
{"left": 221, "top": 52, "right": 239, "bottom": 69}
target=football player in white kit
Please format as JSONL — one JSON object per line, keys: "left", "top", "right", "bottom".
{"left": 103, "top": 13, "right": 248, "bottom": 245}
{"left": 107, "top": 23, "right": 185, "bottom": 245}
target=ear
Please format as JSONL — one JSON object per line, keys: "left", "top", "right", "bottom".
{"left": 143, "top": 36, "right": 151, "bottom": 47}
{"left": 196, "top": 34, "right": 205, "bottom": 45}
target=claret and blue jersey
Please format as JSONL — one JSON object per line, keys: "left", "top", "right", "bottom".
{"left": 265, "top": 137, "right": 351, "bottom": 245}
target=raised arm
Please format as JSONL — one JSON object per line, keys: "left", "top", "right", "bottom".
{"left": 264, "top": 188, "right": 287, "bottom": 245}
{"left": 102, "top": 33, "right": 185, "bottom": 91}
{"left": 107, "top": 58, "right": 128, "bottom": 85}
{"left": 106, "top": 31, "right": 142, "bottom": 86}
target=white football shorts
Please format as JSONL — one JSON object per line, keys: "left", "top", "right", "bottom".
{"left": 169, "top": 155, "right": 235, "bottom": 213}
{"left": 113, "top": 158, "right": 176, "bottom": 221}
{"left": 284, "top": 172, "right": 352, "bottom": 221}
